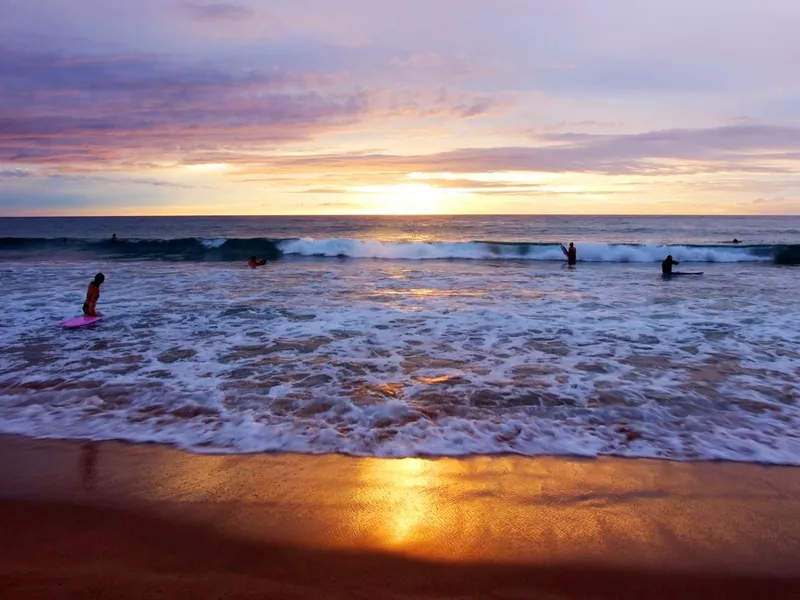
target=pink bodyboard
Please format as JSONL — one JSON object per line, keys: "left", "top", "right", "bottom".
{"left": 59, "top": 316, "right": 102, "bottom": 328}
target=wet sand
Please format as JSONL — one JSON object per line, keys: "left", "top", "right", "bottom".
{"left": 1, "top": 435, "right": 800, "bottom": 599}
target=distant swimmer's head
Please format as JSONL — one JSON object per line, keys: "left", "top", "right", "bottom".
{"left": 732, "top": 238, "right": 741, "bottom": 244}
{"left": 569, "top": 242, "right": 575, "bottom": 248}
{"left": 93, "top": 272, "right": 105, "bottom": 286}
{"left": 666, "top": 255, "right": 673, "bottom": 261}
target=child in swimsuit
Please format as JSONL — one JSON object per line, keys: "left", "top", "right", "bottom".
{"left": 83, "top": 273, "right": 105, "bottom": 316}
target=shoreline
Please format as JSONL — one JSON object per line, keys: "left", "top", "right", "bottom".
{"left": 2, "top": 434, "right": 800, "bottom": 599}
{"left": 6, "top": 431, "right": 800, "bottom": 466}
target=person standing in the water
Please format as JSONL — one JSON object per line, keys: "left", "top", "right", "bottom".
{"left": 567, "top": 242, "right": 577, "bottom": 266}
{"left": 83, "top": 273, "right": 105, "bottom": 316}
{"left": 661, "top": 255, "right": 679, "bottom": 275}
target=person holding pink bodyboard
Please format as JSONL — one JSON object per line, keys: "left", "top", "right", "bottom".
{"left": 60, "top": 272, "right": 105, "bottom": 328}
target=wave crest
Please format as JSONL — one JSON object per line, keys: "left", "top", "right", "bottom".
{"left": 0, "top": 236, "right": 792, "bottom": 263}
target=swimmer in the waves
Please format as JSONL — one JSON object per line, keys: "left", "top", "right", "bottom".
{"left": 248, "top": 256, "right": 267, "bottom": 268}
{"left": 661, "top": 255, "right": 679, "bottom": 275}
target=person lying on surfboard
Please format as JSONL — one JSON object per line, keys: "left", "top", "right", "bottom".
{"left": 661, "top": 255, "right": 679, "bottom": 275}
{"left": 248, "top": 256, "right": 267, "bottom": 268}
{"left": 83, "top": 272, "right": 104, "bottom": 317}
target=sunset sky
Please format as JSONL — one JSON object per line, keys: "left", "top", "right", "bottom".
{"left": 2, "top": 0, "right": 800, "bottom": 216}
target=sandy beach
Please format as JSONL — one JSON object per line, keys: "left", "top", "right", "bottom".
{"left": 1, "top": 435, "right": 799, "bottom": 599}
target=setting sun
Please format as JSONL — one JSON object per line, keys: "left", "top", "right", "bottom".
{"left": 350, "top": 183, "right": 457, "bottom": 215}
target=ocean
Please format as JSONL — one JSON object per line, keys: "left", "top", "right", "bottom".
{"left": 1, "top": 215, "right": 798, "bottom": 463}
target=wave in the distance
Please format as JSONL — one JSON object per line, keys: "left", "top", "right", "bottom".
{"left": 0, "top": 236, "right": 797, "bottom": 263}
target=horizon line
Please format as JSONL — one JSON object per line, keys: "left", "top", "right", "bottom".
{"left": 1, "top": 213, "right": 799, "bottom": 219}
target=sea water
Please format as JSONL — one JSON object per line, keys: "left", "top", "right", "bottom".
{"left": 0, "top": 215, "right": 798, "bottom": 463}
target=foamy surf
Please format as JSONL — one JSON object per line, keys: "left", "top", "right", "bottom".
{"left": 1, "top": 258, "right": 798, "bottom": 464}
{"left": 277, "top": 238, "right": 776, "bottom": 263}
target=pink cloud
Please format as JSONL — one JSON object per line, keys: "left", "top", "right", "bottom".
{"left": 226, "top": 125, "right": 800, "bottom": 177}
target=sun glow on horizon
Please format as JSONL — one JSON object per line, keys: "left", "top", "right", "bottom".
{"left": 408, "top": 171, "right": 556, "bottom": 185}
{"left": 349, "top": 182, "right": 459, "bottom": 215}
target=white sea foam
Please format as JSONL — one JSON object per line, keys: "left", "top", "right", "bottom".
{"left": 0, "top": 259, "right": 798, "bottom": 463}
{"left": 199, "top": 238, "right": 227, "bottom": 249}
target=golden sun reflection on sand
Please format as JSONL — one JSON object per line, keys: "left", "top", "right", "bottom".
{"left": 356, "top": 457, "right": 446, "bottom": 550}
{"left": 52, "top": 440, "right": 800, "bottom": 571}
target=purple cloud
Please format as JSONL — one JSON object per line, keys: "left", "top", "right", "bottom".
{"left": 182, "top": 2, "right": 255, "bottom": 21}
{"left": 43, "top": 174, "right": 210, "bottom": 189}
{"left": 543, "top": 125, "right": 800, "bottom": 155}
{"left": 0, "top": 44, "right": 511, "bottom": 169}
{"left": 239, "top": 125, "right": 800, "bottom": 177}
{"left": 0, "top": 46, "right": 292, "bottom": 94}
{"left": 361, "top": 88, "right": 508, "bottom": 120}
{"left": 0, "top": 168, "right": 31, "bottom": 178}
{"left": 0, "top": 46, "right": 371, "bottom": 166}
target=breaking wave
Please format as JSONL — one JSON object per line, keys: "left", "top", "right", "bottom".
{"left": 0, "top": 236, "right": 797, "bottom": 263}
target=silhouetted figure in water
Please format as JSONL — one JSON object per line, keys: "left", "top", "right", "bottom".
{"left": 662, "top": 255, "right": 679, "bottom": 275}
{"left": 567, "top": 242, "right": 577, "bottom": 265}
{"left": 110, "top": 233, "right": 118, "bottom": 244}
{"left": 732, "top": 238, "right": 741, "bottom": 244}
